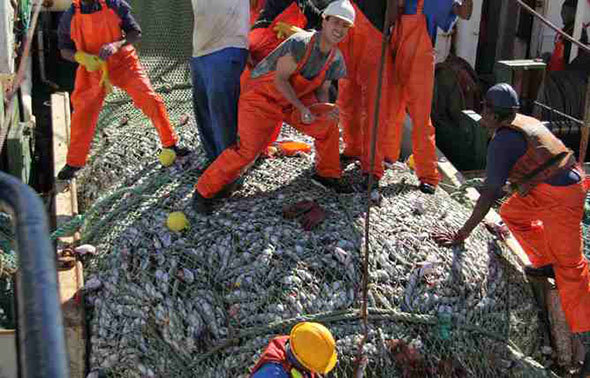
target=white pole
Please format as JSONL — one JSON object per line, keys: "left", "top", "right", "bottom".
{"left": 455, "top": 0, "right": 484, "bottom": 68}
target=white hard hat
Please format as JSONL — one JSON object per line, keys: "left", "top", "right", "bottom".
{"left": 323, "top": 0, "right": 355, "bottom": 26}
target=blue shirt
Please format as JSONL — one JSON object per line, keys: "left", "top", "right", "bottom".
{"left": 404, "top": 0, "right": 459, "bottom": 41}
{"left": 57, "top": 0, "right": 141, "bottom": 50}
{"left": 252, "top": 363, "right": 290, "bottom": 378}
{"left": 485, "top": 128, "right": 581, "bottom": 196}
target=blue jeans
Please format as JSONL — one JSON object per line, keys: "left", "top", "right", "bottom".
{"left": 190, "top": 47, "right": 248, "bottom": 160}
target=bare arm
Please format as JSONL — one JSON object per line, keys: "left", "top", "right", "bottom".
{"left": 275, "top": 53, "right": 306, "bottom": 111}
{"left": 457, "top": 187, "right": 496, "bottom": 237}
{"left": 453, "top": 0, "right": 473, "bottom": 20}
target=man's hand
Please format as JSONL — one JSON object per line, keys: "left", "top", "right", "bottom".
{"left": 99, "top": 41, "right": 124, "bottom": 60}
{"left": 432, "top": 228, "right": 469, "bottom": 247}
{"left": 299, "top": 106, "right": 316, "bottom": 124}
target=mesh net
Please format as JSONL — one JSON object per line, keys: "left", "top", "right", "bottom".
{"left": 0, "top": 213, "right": 16, "bottom": 330}
{"left": 61, "top": 0, "right": 583, "bottom": 376}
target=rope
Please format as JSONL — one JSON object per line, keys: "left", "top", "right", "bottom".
{"left": 356, "top": 2, "right": 394, "bottom": 374}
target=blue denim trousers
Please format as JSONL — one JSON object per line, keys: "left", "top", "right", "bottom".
{"left": 190, "top": 47, "right": 248, "bottom": 160}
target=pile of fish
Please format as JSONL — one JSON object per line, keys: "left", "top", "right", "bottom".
{"left": 76, "top": 115, "right": 550, "bottom": 376}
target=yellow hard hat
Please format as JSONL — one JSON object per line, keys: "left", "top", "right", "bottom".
{"left": 290, "top": 322, "right": 337, "bottom": 374}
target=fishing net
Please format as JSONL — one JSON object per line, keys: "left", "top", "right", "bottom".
{"left": 0, "top": 213, "right": 16, "bottom": 330}
{"left": 58, "top": 0, "right": 586, "bottom": 376}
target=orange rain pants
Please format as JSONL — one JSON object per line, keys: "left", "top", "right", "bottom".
{"left": 67, "top": 0, "right": 177, "bottom": 167}
{"left": 337, "top": 4, "right": 394, "bottom": 179}
{"left": 381, "top": 1, "right": 440, "bottom": 186}
{"left": 500, "top": 179, "right": 590, "bottom": 333}
{"left": 197, "top": 35, "right": 341, "bottom": 198}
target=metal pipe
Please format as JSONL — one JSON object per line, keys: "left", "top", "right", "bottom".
{"left": 0, "top": 171, "right": 68, "bottom": 378}
{"left": 533, "top": 101, "right": 584, "bottom": 126}
{"left": 37, "top": 24, "right": 59, "bottom": 90}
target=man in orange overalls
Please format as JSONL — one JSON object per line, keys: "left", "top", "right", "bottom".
{"left": 434, "top": 85, "right": 590, "bottom": 376}
{"left": 193, "top": 0, "right": 355, "bottom": 214}
{"left": 337, "top": 0, "right": 398, "bottom": 189}
{"left": 56, "top": 0, "right": 187, "bottom": 180}
{"left": 381, "top": 0, "right": 472, "bottom": 194}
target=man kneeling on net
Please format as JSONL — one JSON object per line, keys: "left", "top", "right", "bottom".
{"left": 433, "top": 83, "right": 590, "bottom": 377}
{"left": 192, "top": 0, "right": 356, "bottom": 214}
{"left": 250, "top": 322, "right": 338, "bottom": 377}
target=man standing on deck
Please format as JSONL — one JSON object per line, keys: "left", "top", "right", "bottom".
{"left": 56, "top": 0, "right": 188, "bottom": 180}
{"left": 190, "top": 0, "right": 250, "bottom": 163}
{"left": 433, "top": 84, "right": 590, "bottom": 377}
{"left": 381, "top": 0, "right": 472, "bottom": 194}
{"left": 192, "top": 0, "right": 355, "bottom": 214}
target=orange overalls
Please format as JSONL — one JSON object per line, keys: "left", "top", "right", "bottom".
{"left": 501, "top": 180, "right": 590, "bottom": 333}
{"left": 197, "top": 34, "right": 341, "bottom": 198}
{"left": 67, "top": 0, "right": 177, "bottom": 167}
{"left": 382, "top": 0, "right": 440, "bottom": 186}
{"left": 337, "top": 2, "right": 394, "bottom": 179}
{"left": 246, "top": 2, "right": 308, "bottom": 146}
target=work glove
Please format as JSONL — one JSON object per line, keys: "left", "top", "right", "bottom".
{"left": 299, "top": 203, "right": 326, "bottom": 231}
{"left": 273, "top": 21, "right": 304, "bottom": 40}
{"left": 283, "top": 200, "right": 316, "bottom": 220}
{"left": 99, "top": 62, "right": 113, "bottom": 94}
{"left": 74, "top": 51, "right": 103, "bottom": 72}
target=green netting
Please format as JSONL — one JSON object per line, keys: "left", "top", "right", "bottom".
{"left": 0, "top": 213, "right": 16, "bottom": 330}
{"left": 67, "top": 1, "right": 583, "bottom": 376}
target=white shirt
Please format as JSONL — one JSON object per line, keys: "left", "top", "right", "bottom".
{"left": 191, "top": 0, "right": 250, "bottom": 57}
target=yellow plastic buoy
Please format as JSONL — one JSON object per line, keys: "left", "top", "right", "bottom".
{"left": 166, "top": 212, "right": 189, "bottom": 232}
{"left": 159, "top": 148, "right": 177, "bottom": 167}
{"left": 406, "top": 154, "right": 415, "bottom": 170}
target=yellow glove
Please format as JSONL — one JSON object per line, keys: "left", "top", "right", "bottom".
{"left": 273, "top": 22, "right": 303, "bottom": 40}
{"left": 74, "top": 51, "right": 103, "bottom": 72}
{"left": 99, "top": 62, "right": 113, "bottom": 94}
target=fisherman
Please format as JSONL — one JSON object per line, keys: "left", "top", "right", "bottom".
{"left": 247, "top": 0, "right": 325, "bottom": 149}
{"left": 192, "top": 0, "right": 355, "bottom": 214}
{"left": 433, "top": 84, "right": 590, "bottom": 375}
{"left": 548, "top": 0, "right": 577, "bottom": 71}
{"left": 337, "top": 0, "right": 399, "bottom": 189}
{"left": 381, "top": 0, "right": 472, "bottom": 194}
{"left": 250, "top": 322, "right": 338, "bottom": 377}
{"left": 56, "top": 0, "right": 188, "bottom": 180}
{"left": 190, "top": 0, "right": 250, "bottom": 162}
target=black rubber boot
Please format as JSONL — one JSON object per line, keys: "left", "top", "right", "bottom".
{"left": 311, "top": 174, "right": 353, "bottom": 194}
{"left": 524, "top": 265, "right": 556, "bottom": 279}
{"left": 57, "top": 165, "right": 82, "bottom": 180}
{"left": 170, "top": 145, "right": 191, "bottom": 157}
{"left": 419, "top": 182, "right": 436, "bottom": 195}
{"left": 191, "top": 190, "right": 215, "bottom": 215}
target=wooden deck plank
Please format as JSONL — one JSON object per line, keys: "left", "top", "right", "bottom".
{"left": 51, "top": 92, "right": 86, "bottom": 378}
